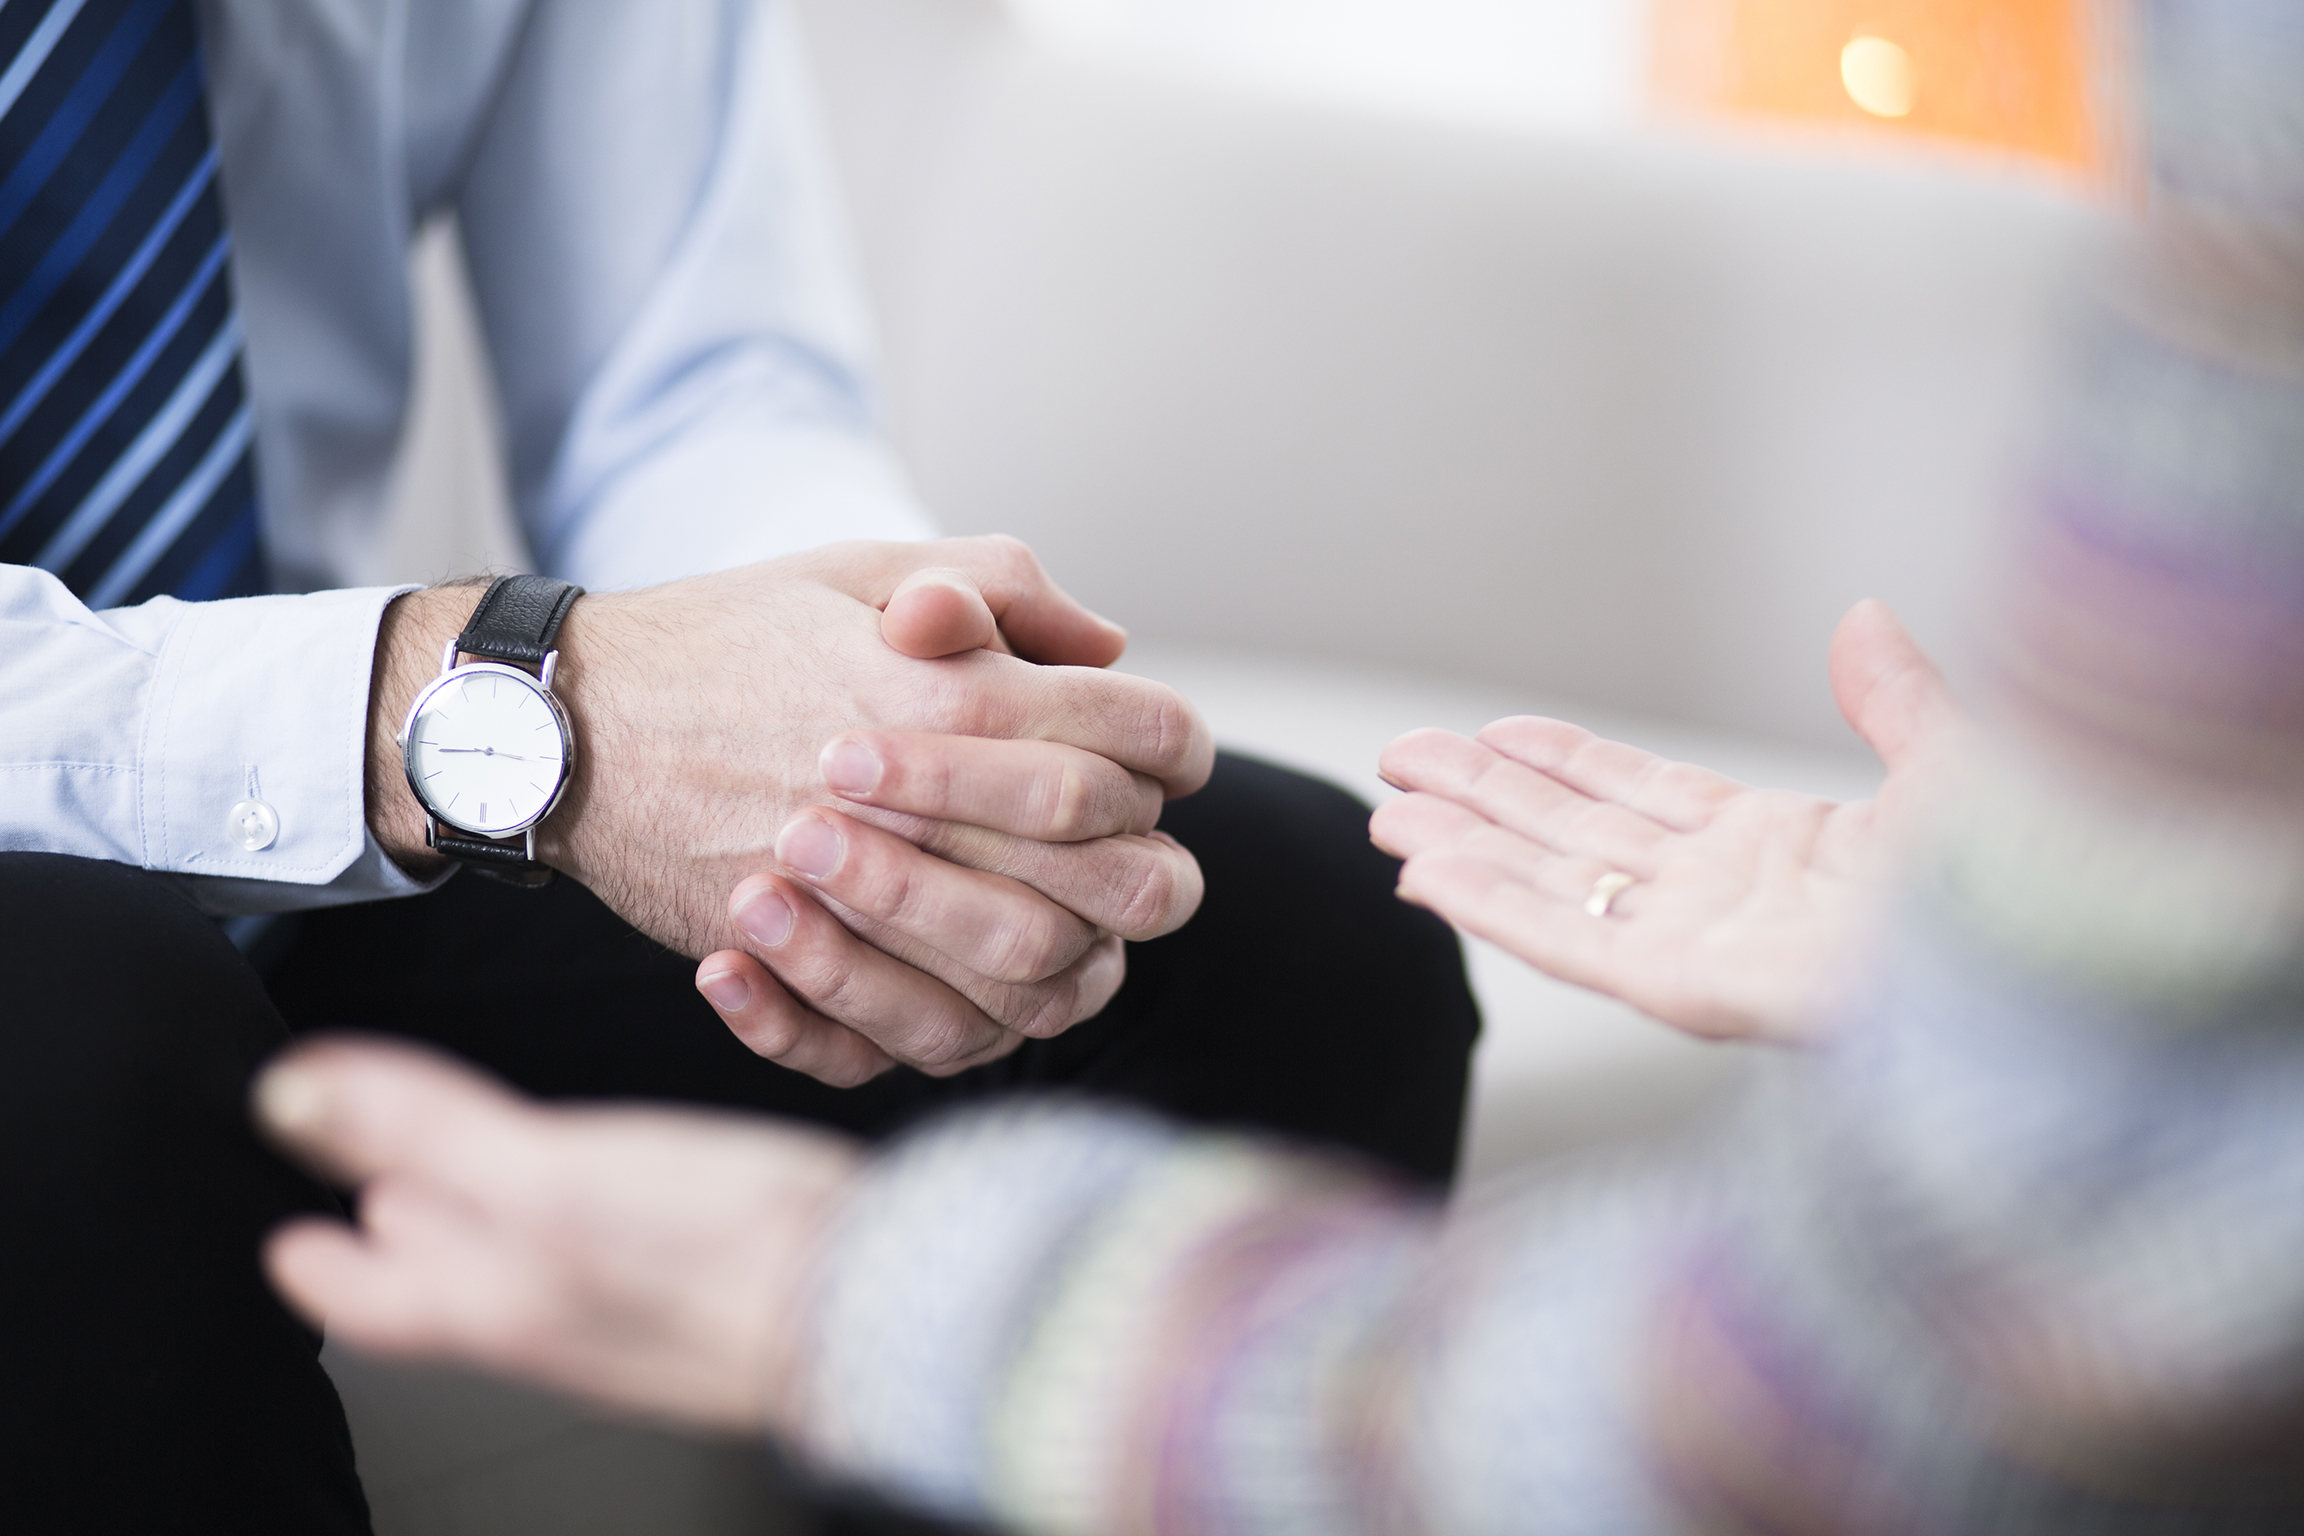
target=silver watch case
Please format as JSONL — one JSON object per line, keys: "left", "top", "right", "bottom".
{"left": 398, "top": 645, "right": 576, "bottom": 848}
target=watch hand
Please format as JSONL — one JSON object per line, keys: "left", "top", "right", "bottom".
{"left": 432, "top": 747, "right": 533, "bottom": 761}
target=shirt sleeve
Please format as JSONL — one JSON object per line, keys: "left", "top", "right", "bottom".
{"left": 449, "top": 0, "right": 935, "bottom": 594}
{"left": 0, "top": 565, "right": 446, "bottom": 914}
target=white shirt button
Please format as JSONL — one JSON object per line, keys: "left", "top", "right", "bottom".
{"left": 228, "top": 798, "right": 280, "bottom": 852}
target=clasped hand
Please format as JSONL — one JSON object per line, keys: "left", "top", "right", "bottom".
{"left": 376, "top": 536, "right": 1213, "bottom": 1087}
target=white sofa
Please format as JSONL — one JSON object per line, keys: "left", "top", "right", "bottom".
{"left": 334, "top": 2, "right": 2101, "bottom": 1529}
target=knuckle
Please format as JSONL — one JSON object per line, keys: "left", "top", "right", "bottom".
{"left": 782, "top": 941, "right": 869, "bottom": 1022}
{"left": 889, "top": 661, "right": 1000, "bottom": 738}
{"left": 859, "top": 844, "right": 940, "bottom": 932}
{"left": 1113, "top": 851, "right": 1187, "bottom": 939}
{"left": 1138, "top": 687, "right": 1199, "bottom": 776}
{"left": 1039, "top": 760, "right": 1106, "bottom": 840}
{"left": 919, "top": 1043, "right": 1005, "bottom": 1078}
{"left": 981, "top": 906, "right": 1078, "bottom": 985}
{"left": 947, "top": 534, "right": 1037, "bottom": 600}
{"left": 982, "top": 532, "right": 1039, "bottom": 579}
{"left": 1130, "top": 774, "right": 1164, "bottom": 836}
{"left": 911, "top": 676, "right": 972, "bottom": 737}
{"left": 905, "top": 1015, "right": 998, "bottom": 1074}
{"left": 734, "top": 1011, "right": 803, "bottom": 1061}
{"left": 830, "top": 1056, "right": 892, "bottom": 1089}
{"left": 918, "top": 742, "right": 964, "bottom": 815}
{"left": 1080, "top": 679, "right": 1197, "bottom": 778}
{"left": 1062, "top": 955, "right": 1116, "bottom": 1032}
{"left": 1006, "top": 978, "right": 1083, "bottom": 1040}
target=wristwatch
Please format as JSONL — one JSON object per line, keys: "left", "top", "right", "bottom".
{"left": 398, "top": 574, "right": 585, "bottom": 887}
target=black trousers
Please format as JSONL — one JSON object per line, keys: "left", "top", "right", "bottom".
{"left": 0, "top": 755, "right": 1477, "bottom": 1533}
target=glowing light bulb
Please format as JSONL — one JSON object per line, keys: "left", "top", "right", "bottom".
{"left": 1840, "top": 36, "right": 1916, "bottom": 118}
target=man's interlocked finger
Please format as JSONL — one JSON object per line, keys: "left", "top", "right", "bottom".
{"left": 822, "top": 732, "right": 1163, "bottom": 841}
{"left": 960, "top": 662, "right": 1213, "bottom": 796}
{"left": 775, "top": 808, "right": 1102, "bottom": 984}
{"left": 727, "top": 875, "right": 1022, "bottom": 1076}
{"left": 694, "top": 950, "right": 897, "bottom": 1087}
{"left": 881, "top": 568, "right": 1006, "bottom": 659}
{"left": 857, "top": 815, "right": 1204, "bottom": 944}
{"left": 833, "top": 535, "right": 1128, "bottom": 668}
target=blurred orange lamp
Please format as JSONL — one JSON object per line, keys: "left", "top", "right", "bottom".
{"left": 1651, "top": 0, "right": 2111, "bottom": 175}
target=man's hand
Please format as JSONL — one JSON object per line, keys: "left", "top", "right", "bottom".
{"left": 366, "top": 538, "right": 1213, "bottom": 1084}
{"left": 1370, "top": 601, "right": 1964, "bottom": 1042}
{"left": 256, "top": 1036, "right": 853, "bottom": 1435}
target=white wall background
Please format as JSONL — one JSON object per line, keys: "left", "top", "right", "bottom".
{"left": 382, "top": 0, "right": 2101, "bottom": 760}
{"left": 798, "top": 0, "right": 2101, "bottom": 754}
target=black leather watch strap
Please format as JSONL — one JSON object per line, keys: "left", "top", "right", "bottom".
{"left": 429, "top": 826, "right": 556, "bottom": 889}
{"left": 456, "top": 574, "right": 584, "bottom": 668}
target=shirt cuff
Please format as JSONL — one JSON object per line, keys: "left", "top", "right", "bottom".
{"left": 136, "top": 583, "right": 450, "bottom": 912}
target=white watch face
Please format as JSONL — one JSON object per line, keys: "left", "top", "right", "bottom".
{"left": 404, "top": 665, "right": 570, "bottom": 837}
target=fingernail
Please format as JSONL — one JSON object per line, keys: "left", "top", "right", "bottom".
{"left": 777, "top": 815, "right": 846, "bottom": 881}
{"left": 821, "top": 739, "right": 882, "bottom": 797}
{"left": 254, "top": 1063, "right": 327, "bottom": 1134}
{"left": 698, "top": 969, "right": 752, "bottom": 1012}
{"left": 736, "top": 888, "right": 795, "bottom": 948}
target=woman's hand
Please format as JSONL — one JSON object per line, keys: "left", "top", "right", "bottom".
{"left": 256, "top": 1036, "right": 860, "bottom": 1436}
{"left": 1371, "top": 601, "right": 1962, "bottom": 1043}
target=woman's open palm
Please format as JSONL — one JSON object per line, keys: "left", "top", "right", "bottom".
{"left": 1371, "top": 602, "right": 1962, "bottom": 1043}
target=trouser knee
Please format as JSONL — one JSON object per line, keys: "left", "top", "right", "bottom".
{"left": 1086, "top": 754, "right": 1483, "bottom": 1183}
{"left": 0, "top": 852, "right": 300, "bottom": 1208}
{"left": 0, "top": 854, "right": 368, "bottom": 1533}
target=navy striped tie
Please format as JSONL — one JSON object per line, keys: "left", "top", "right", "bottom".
{"left": 0, "top": 0, "right": 262, "bottom": 606}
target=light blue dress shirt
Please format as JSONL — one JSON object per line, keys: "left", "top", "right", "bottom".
{"left": 0, "top": 0, "right": 934, "bottom": 914}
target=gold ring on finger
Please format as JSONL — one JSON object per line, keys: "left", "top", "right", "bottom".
{"left": 1585, "top": 870, "right": 1637, "bottom": 919}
